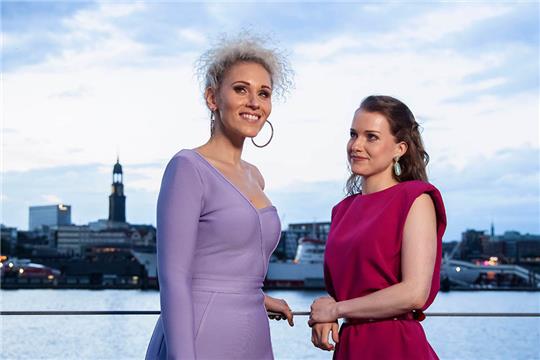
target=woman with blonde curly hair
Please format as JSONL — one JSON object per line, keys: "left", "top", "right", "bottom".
{"left": 145, "top": 33, "right": 294, "bottom": 360}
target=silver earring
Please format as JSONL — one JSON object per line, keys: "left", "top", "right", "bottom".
{"left": 393, "top": 157, "right": 402, "bottom": 177}
{"left": 251, "top": 120, "right": 274, "bottom": 148}
{"left": 210, "top": 110, "right": 216, "bottom": 136}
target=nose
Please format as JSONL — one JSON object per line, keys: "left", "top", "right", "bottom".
{"left": 246, "top": 92, "right": 260, "bottom": 109}
{"left": 350, "top": 137, "right": 365, "bottom": 153}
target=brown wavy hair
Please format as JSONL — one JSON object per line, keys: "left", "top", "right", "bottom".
{"left": 346, "top": 95, "right": 429, "bottom": 196}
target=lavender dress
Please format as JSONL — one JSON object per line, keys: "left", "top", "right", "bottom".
{"left": 145, "top": 149, "right": 281, "bottom": 360}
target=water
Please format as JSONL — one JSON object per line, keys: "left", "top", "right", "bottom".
{"left": 1, "top": 290, "right": 539, "bottom": 359}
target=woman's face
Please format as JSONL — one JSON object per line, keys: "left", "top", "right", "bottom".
{"left": 347, "top": 109, "right": 406, "bottom": 179}
{"left": 207, "top": 61, "right": 272, "bottom": 139}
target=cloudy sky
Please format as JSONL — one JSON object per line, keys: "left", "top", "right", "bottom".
{"left": 2, "top": 1, "right": 539, "bottom": 241}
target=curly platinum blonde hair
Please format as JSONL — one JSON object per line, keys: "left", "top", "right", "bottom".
{"left": 196, "top": 32, "right": 294, "bottom": 101}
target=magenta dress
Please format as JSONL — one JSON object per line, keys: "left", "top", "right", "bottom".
{"left": 145, "top": 149, "right": 281, "bottom": 360}
{"left": 324, "top": 180, "right": 447, "bottom": 359}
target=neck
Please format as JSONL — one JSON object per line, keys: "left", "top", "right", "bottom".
{"left": 361, "top": 169, "right": 398, "bottom": 195}
{"left": 201, "top": 131, "right": 245, "bottom": 166}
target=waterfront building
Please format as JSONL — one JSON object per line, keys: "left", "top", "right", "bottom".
{"left": 29, "top": 204, "right": 71, "bottom": 230}
{"left": 456, "top": 228, "right": 540, "bottom": 273}
{"left": 130, "top": 224, "right": 156, "bottom": 247}
{"left": 56, "top": 225, "right": 129, "bottom": 256}
{"left": 460, "top": 229, "right": 490, "bottom": 260}
{"left": 0, "top": 225, "right": 18, "bottom": 255}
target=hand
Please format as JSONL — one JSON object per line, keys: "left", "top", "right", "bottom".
{"left": 308, "top": 296, "right": 339, "bottom": 326}
{"left": 264, "top": 295, "right": 294, "bottom": 326}
{"left": 311, "top": 322, "right": 339, "bottom": 351}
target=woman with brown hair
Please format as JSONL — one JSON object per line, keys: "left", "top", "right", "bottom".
{"left": 309, "top": 95, "right": 447, "bottom": 359}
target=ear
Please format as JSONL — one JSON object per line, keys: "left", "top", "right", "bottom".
{"left": 204, "top": 87, "right": 218, "bottom": 111}
{"left": 395, "top": 141, "right": 408, "bottom": 159}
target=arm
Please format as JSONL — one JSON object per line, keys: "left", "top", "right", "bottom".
{"left": 157, "top": 156, "right": 203, "bottom": 359}
{"left": 309, "top": 194, "right": 437, "bottom": 323}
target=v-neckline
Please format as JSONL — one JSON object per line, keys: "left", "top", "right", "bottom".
{"left": 188, "top": 149, "right": 276, "bottom": 213}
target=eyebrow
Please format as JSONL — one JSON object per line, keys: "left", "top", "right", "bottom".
{"left": 350, "top": 128, "right": 381, "bottom": 134}
{"left": 232, "top": 80, "right": 272, "bottom": 90}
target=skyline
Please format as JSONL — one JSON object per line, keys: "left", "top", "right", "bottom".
{"left": 10, "top": 157, "right": 538, "bottom": 241}
{"left": 2, "top": 1, "right": 539, "bottom": 241}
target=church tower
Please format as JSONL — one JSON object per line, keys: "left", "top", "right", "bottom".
{"left": 108, "top": 157, "right": 126, "bottom": 223}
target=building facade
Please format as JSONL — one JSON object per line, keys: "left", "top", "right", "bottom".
{"left": 29, "top": 204, "right": 71, "bottom": 230}
{"left": 56, "top": 225, "right": 129, "bottom": 256}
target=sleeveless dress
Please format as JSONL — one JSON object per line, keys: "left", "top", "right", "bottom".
{"left": 145, "top": 149, "right": 281, "bottom": 360}
{"left": 324, "top": 180, "right": 447, "bottom": 359}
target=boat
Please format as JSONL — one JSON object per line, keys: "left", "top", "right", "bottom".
{"left": 265, "top": 238, "right": 325, "bottom": 289}
{"left": 0, "top": 257, "right": 61, "bottom": 283}
{"left": 442, "top": 258, "right": 540, "bottom": 289}
{"left": 131, "top": 246, "right": 158, "bottom": 288}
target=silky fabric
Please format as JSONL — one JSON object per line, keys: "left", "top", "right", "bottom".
{"left": 145, "top": 149, "right": 281, "bottom": 360}
{"left": 324, "top": 181, "right": 447, "bottom": 360}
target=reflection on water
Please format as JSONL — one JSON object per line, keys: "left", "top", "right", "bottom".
{"left": 1, "top": 290, "right": 539, "bottom": 359}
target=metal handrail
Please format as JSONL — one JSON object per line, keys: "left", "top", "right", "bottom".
{"left": 1, "top": 310, "right": 539, "bottom": 317}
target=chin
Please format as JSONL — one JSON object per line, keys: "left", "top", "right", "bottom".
{"left": 350, "top": 165, "right": 368, "bottom": 177}
{"left": 242, "top": 130, "right": 260, "bottom": 138}
{"left": 242, "top": 125, "right": 264, "bottom": 138}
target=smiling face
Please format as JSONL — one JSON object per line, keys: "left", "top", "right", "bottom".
{"left": 347, "top": 109, "right": 407, "bottom": 181}
{"left": 205, "top": 61, "right": 272, "bottom": 140}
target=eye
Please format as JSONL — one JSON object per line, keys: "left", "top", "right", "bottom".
{"left": 259, "top": 90, "right": 271, "bottom": 98}
{"left": 234, "top": 85, "right": 247, "bottom": 94}
{"left": 367, "top": 133, "right": 379, "bottom": 141}
{"left": 349, "top": 131, "right": 357, "bottom": 138}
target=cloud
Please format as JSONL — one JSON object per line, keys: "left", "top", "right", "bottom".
{"left": 49, "top": 86, "right": 90, "bottom": 99}
{"left": 294, "top": 4, "right": 511, "bottom": 59}
{"left": 430, "top": 146, "right": 539, "bottom": 240}
{"left": 1, "top": 2, "right": 94, "bottom": 70}
{"left": 177, "top": 28, "right": 207, "bottom": 45}
{"left": 2, "top": 2, "right": 538, "bottom": 238}
{"left": 40, "top": 194, "right": 63, "bottom": 204}
{"left": 2, "top": 128, "right": 18, "bottom": 134}
{"left": 394, "top": 4, "right": 510, "bottom": 44}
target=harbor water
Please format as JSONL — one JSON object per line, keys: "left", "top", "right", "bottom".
{"left": 1, "top": 290, "right": 539, "bottom": 359}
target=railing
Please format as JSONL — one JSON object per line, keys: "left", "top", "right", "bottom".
{"left": 2, "top": 310, "right": 539, "bottom": 317}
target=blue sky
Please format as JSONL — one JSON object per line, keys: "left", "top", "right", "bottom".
{"left": 2, "top": 1, "right": 539, "bottom": 241}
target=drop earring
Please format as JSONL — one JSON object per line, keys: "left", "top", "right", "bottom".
{"left": 210, "top": 109, "right": 216, "bottom": 135}
{"left": 393, "top": 157, "right": 402, "bottom": 177}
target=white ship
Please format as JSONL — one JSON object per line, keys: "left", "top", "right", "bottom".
{"left": 441, "top": 258, "right": 540, "bottom": 288}
{"left": 131, "top": 246, "right": 158, "bottom": 285}
{"left": 265, "top": 238, "right": 325, "bottom": 288}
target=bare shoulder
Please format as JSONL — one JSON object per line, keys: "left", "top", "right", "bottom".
{"left": 407, "top": 193, "right": 436, "bottom": 223}
{"left": 412, "top": 193, "right": 435, "bottom": 211}
{"left": 243, "top": 161, "right": 265, "bottom": 189}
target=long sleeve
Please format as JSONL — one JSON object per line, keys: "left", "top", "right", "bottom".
{"left": 157, "top": 155, "right": 204, "bottom": 359}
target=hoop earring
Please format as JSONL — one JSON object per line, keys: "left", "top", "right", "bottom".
{"left": 251, "top": 120, "right": 274, "bottom": 148}
{"left": 393, "top": 157, "right": 402, "bottom": 177}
